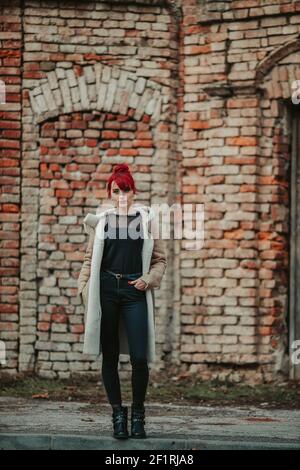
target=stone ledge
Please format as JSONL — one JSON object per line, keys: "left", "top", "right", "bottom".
{"left": 1, "top": 433, "right": 299, "bottom": 450}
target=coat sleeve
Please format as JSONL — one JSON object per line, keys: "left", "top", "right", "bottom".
{"left": 77, "top": 229, "right": 95, "bottom": 297}
{"left": 139, "top": 217, "right": 167, "bottom": 290}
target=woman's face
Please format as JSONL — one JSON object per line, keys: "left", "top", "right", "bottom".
{"left": 110, "top": 180, "right": 135, "bottom": 210}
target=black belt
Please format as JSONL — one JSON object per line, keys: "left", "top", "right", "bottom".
{"left": 102, "top": 269, "right": 142, "bottom": 280}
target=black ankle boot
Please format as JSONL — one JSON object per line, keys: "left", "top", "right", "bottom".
{"left": 112, "top": 405, "right": 129, "bottom": 439}
{"left": 131, "top": 403, "right": 146, "bottom": 438}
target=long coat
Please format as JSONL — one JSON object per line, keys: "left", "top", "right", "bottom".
{"left": 77, "top": 203, "right": 167, "bottom": 363}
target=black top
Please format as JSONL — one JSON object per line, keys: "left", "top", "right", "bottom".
{"left": 100, "top": 211, "right": 144, "bottom": 274}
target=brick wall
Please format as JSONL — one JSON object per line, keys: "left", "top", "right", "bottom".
{"left": 1, "top": 0, "right": 299, "bottom": 383}
{"left": 1, "top": 0, "right": 179, "bottom": 379}
{"left": 0, "top": 0, "right": 22, "bottom": 374}
{"left": 180, "top": 0, "right": 300, "bottom": 383}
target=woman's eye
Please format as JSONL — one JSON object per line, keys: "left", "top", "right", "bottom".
{"left": 112, "top": 187, "right": 130, "bottom": 194}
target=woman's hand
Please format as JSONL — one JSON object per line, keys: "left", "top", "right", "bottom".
{"left": 128, "top": 278, "right": 148, "bottom": 291}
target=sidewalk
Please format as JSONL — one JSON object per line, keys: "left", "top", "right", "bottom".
{"left": 0, "top": 397, "right": 300, "bottom": 449}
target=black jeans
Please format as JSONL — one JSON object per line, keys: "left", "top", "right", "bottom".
{"left": 99, "top": 269, "right": 149, "bottom": 408}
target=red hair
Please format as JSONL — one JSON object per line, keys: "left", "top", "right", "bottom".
{"left": 107, "top": 164, "right": 137, "bottom": 198}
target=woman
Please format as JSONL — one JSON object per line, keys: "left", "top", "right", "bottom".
{"left": 77, "top": 164, "right": 167, "bottom": 440}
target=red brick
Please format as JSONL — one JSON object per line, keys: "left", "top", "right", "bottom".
{"left": 227, "top": 137, "right": 258, "bottom": 146}
{"left": 56, "top": 190, "right": 73, "bottom": 198}
{"left": 51, "top": 314, "right": 68, "bottom": 324}
{"left": 37, "top": 322, "right": 50, "bottom": 332}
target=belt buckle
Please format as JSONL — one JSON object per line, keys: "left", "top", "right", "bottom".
{"left": 116, "top": 273, "right": 122, "bottom": 279}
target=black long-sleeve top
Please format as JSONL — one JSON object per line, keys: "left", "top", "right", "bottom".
{"left": 100, "top": 211, "right": 144, "bottom": 274}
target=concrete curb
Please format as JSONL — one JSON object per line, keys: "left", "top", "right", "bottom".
{"left": 1, "top": 433, "right": 300, "bottom": 450}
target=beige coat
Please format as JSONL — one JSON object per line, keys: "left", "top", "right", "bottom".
{"left": 77, "top": 203, "right": 167, "bottom": 363}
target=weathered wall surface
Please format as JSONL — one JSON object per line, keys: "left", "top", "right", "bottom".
{"left": 0, "top": 0, "right": 22, "bottom": 375}
{"left": 1, "top": 0, "right": 300, "bottom": 383}
{"left": 180, "top": 0, "right": 300, "bottom": 383}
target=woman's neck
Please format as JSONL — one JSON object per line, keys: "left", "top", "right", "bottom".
{"left": 116, "top": 203, "right": 134, "bottom": 215}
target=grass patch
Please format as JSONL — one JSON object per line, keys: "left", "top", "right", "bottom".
{"left": 0, "top": 372, "right": 300, "bottom": 409}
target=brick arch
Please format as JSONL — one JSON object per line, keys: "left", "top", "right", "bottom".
{"left": 22, "top": 61, "right": 177, "bottom": 376}
{"left": 103, "top": 0, "right": 182, "bottom": 20}
{"left": 257, "top": 51, "right": 300, "bottom": 100}
{"left": 255, "top": 38, "right": 300, "bottom": 86}
{"left": 29, "top": 64, "right": 165, "bottom": 127}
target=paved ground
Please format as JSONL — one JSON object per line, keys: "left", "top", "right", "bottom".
{"left": 0, "top": 397, "right": 300, "bottom": 449}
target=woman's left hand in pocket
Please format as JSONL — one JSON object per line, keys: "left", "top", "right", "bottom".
{"left": 128, "top": 278, "right": 148, "bottom": 291}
